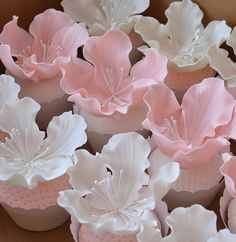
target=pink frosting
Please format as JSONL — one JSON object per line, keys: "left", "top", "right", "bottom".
{"left": 60, "top": 29, "right": 168, "bottom": 118}
{"left": 0, "top": 9, "right": 88, "bottom": 82}
{"left": 143, "top": 78, "right": 236, "bottom": 169}
{"left": 0, "top": 175, "right": 70, "bottom": 210}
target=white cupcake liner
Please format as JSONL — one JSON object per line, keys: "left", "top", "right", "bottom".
{"left": 77, "top": 105, "right": 150, "bottom": 152}
{"left": 0, "top": 175, "right": 70, "bottom": 231}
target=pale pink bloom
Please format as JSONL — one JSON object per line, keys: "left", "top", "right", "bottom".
{"left": 143, "top": 78, "right": 236, "bottom": 169}
{"left": 60, "top": 29, "right": 168, "bottom": 117}
{"left": 0, "top": 9, "right": 88, "bottom": 82}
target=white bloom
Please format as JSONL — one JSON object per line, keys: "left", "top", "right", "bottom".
{"left": 0, "top": 97, "right": 87, "bottom": 188}
{"left": 61, "top": 0, "right": 150, "bottom": 35}
{"left": 135, "top": 0, "right": 231, "bottom": 71}
{"left": 58, "top": 132, "right": 179, "bottom": 235}
{"left": 137, "top": 205, "right": 236, "bottom": 242}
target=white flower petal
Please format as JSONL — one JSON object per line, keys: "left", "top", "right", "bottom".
{"left": 0, "top": 74, "right": 19, "bottom": 109}
{"left": 208, "top": 45, "right": 236, "bottom": 85}
{"left": 61, "top": 0, "right": 149, "bottom": 35}
{"left": 227, "top": 27, "right": 236, "bottom": 55}
{"left": 40, "top": 111, "right": 87, "bottom": 159}
{"left": 162, "top": 205, "right": 217, "bottom": 242}
{"left": 137, "top": 223, "right": 162, "bottom": 242}
{"left": 208, "top": 229, "right": 236, "bottom": 242}
{"left": 150, "top": 161, "right": 180, "bottom": 202}
{"left": 101, "top": 132, "right": 150, "bottom": 203}
{"left": 68, "top": 149, "right": 108, "bottom": 194}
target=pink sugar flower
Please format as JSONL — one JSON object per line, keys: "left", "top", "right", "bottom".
{"left": 143, "top": 78, "right": 236, "bottom": 169}
{"left": 0, "top": 9, "right": 88, "bottom": 82}
{"left": 60, "top": 29, "right": 168, "bottom": 117}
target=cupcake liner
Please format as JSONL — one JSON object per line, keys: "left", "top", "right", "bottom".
{"left": 78, "top": 105, "right": 150, "bottom": 152}
{"left": 0, "top": 175, "right": 70, "bottom": 231}
{"left": 165, "top": 65, "right": 215, "bottom": 90}
{"left": 78, "top": 225, "right": 138, "bottom": 242}
{"left": 149, "top": 149, "right": 223, "bottom": 209}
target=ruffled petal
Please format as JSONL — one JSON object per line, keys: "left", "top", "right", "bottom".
{"left": 83, "top": 29, "right": 131, "bottom": 80}
{"left": 68, "top": 149, "right": 108, "bottom": 194}
{"left": 130, "top": 50, "right": 168, "bottom": 83}
{"left": 137, "top": 223, "right": 162, "bottom": 242}
{"left": 227, "top": 27, "right": 236, "bottom": 55}
{"left": 150, "top": 162, "right": 180, "bottom": 202}
{"left": 60, "top": 57, "right": 94, "bottom": 94}
{"left": 162, "top": 205, "right": 217, "bottom": 242}
{"left": 173, "top": 137, "right": 230, "bottom": 169}
{"left": 0, "top": 74, "right": 20, "bottom": 109}
{"left": 48, "top": 23, "right": 88, "bottom": 59}
{"left": 0, "top": 45, "right": 36, "bottom": 80}
{"left": 181, "top": 78, "right": 235, "bottom": 145}
{"left": 100, "top": 132, "right": 150, "bottom": 203}
{"left": 0, "top": 16, "right": 33, "bottom": 56}
{"left": 39, "top": 112, "right": 87, "bottom": 160}
{"left": 29, "top": 9, "right": 73, "bottom": 43}
{"left": 208, "top": 229, "right": 236, "bottom": 242}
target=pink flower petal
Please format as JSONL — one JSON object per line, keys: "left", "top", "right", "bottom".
{"left": 29, "top": 9, "right": 73, "bottom": 43}
{"left": 0, "top": 16, "right": 33, "bottom": 56}
{"left": 174, "top": 137, "right": 230, "bottom": 169}
{"left": 0, "top": 45, "right": 35, "bottom": 80}
{"left": 143, "top": 84, "right": 181, "bottom": 128}
{"left": 181, "top": 78, "right": 235, "bottom": 145}
{"left": 83, "top": 29, "right": 132, "bottom": 84}
{"left": 48, "top": 23, "right": 88, "bottom": 59}
{"left": 130, "top": 50, "right": 168, "bottom": 83}
{"left": 60, "top": 57, "right": 94, "bottom": 94}
{"left": 220, "top": 154, "right": 236, "bottom": 198}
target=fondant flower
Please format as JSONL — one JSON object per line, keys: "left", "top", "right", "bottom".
{"left": 0, "top": 9, "right": 89, "bottom": 82}
{"left": 58, "top": 132, "right": 179, "bottom": 235}
{"left": 135, "top": 0, "right": 231, "bottom": 71}
{"left": 137, "top": 205, "right": 236, "bottom": 242}
{"left": 60, "top": 29, "right": 168, "bottom": 117}
{"left": 143, "top": 78, "right": 236, "bottom": 169}
{"left": 61, "top": 0, "right": 150, "bottom": 35}
{"left": 0, "top": 97, "right": 87, "bottom": 188}
{"left": 208, "top": 27, "right": 236, "bottom": 89}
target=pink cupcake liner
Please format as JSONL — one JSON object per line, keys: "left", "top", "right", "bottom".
{"left": 165, "top": 65, "right": 215, "bottom": 90}
{"left": 0, "top": 174, "right": 70, "bottom": 210}
{"left": 78, "top": 225, "right": 138, "bottom": 242}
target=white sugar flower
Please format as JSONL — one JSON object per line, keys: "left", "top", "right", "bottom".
{"left": 61, "top": 0, "right": 150, "bottom": 35}
{"left": 135, "top": 0, "right": 231, "bottom": 71}
{"left": 58, "top": 132, "right": 179, "bottom": 236}
{"left": 0, "top": 97, "right": 87, "bottom": 188}
{"left": 137, "top": 205, "right": 236, "bottom": 242}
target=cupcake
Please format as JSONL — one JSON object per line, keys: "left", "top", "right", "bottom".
{"left": 0, "top": 97, "right": 87, "bottom": 231}
{"left": 60, "top": 29, "right": 168, "bottom": 152}
{"left": 143, "top": 78, "right": 236, "bottom": 208}
{"left": 58, "top": 132, "right": 180, "bottom": 241}
{"left": 135, "top": 0, "right": 231, "bottom": 100}
{"left": 0, "top": 9, "right": 89, "bottom": 129}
